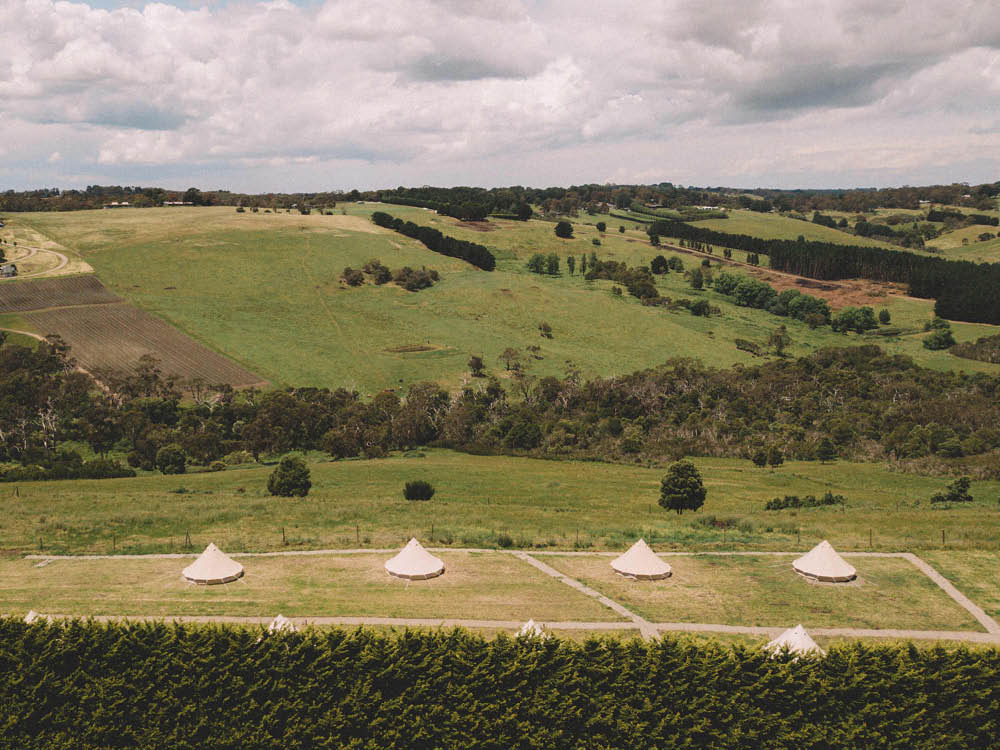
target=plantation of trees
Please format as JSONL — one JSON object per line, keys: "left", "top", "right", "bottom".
{"left": 646, "top": 219, "right": 1000, "bottom": 325}
{"left": 370, "top": 211, "right": 495, "bottom": 271}
{"left": 1, "top": 620, "right": 998, "bottom": 749}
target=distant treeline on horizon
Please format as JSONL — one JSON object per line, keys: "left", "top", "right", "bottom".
{"left": 2, "top": 181, "right": 998, "bottom": 215}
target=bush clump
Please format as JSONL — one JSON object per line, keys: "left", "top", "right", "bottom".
{"left": 765, "top": 492, "right": 846, "bottom": 511}
{"left": 155, "top": 444, "right": 187, "bottom": 475}
{"left": 403, "top": 480, "right": 435, "bottom": 501}
{"left": 267, "top": 456, "right": 311, "bottom": 497}
{"left": 930, "top": 476, "right": 973, "bottom": 504}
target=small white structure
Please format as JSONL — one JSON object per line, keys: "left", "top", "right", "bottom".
{"left": 268, "top": 614, "right": 297, "bottom": 634}
{"left": 385, "top": 538, "right": 444, "bottom": 580}
{"left": 518, "top": 619, "right": 549, "bottom": 639}
{"left": 24, "top": 610, "right": 41, "bottom": 624}
{"left": 611, "top": 539, "right": 672, "bottom": 580}
{"left": 793, "top": 540, "right": 856, "bottom": 582}
{"left": 182, "top": 543, "right": 244, "bottom": 585}
{"left": 766, "top": 624, "right": 825, "bottom": 658}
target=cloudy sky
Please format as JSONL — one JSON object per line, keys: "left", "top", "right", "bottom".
{"left": 2, "top": 0, "right": 999, "bottom": 192}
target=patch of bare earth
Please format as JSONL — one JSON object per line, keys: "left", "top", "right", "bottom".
{"left": 744, "top": 268, "right": 908, "bottom": 309}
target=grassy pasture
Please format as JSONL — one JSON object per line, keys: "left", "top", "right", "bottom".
{"left": 694, "top": 211, "right": 899, "bottom": 249}
{"left": 4, "top": 450, "right": 999, "bottom": 557}
{"left": 7, "top": 206, "right": 997, "bottom": 392}
{"left": 544, "top": 554, "right": 979, "bottom": 631}
{"left": 920, "top": 551, "right": 1000, "bottom": 619}
{"left": 0, "top": 550, "right": 619, "bottom": 621}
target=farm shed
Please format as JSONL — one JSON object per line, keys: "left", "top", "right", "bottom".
{"left": 182, "top": 543, "right": 244, "bottom": 584}
{"left": 385, "top": 538, "right": 445, "bottom": 580}
{"left": 611, "top": 539, "right": 672, "bottom": 579}
{"left": 1, "top": 263, "right": 17, "bottom": 278}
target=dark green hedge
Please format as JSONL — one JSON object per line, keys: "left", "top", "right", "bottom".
{"left": 1, "top": 620, "right": 999, "bottom": 749}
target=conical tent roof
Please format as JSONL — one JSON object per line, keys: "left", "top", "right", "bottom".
{"left": 268, "top": 614, "right": 297, "bottom": 633}
{"left": 24, "top": 610, "right": 41, "bottom": 624}
{"left": 766, "top": 624, "right": 825, "bottom": 657}
{"left": 182, "top": 543, "right": 244, "bottom": 585}
{"left": 518, "top": 619, "right": 548, "bottom": 639}
{"left": 385, "top": 538, "right": 444, "bottom": 580}
{"left": 793, "top": 540, "right": 856, "bottom": 582}
{"left": 611, "top": 539, "right": 672, "bottom": 580}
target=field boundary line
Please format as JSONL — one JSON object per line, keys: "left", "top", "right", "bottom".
{"left": 23, "top": 547, "right": 916, "bottom": 561}
{"left": 513, "top": 552, "right": 657, "bottom": 639}
{"left": 903, "top": 553, "right": 1000, "bottom": 635}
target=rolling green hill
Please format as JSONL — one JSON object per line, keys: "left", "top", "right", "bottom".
{"left": 8, "top": 206, "right": 999, "bottom": 392}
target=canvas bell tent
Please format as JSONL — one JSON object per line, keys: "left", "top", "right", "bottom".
{"left": 766, "top": 624, "right": 825, "bottom": 658}
{"left": 792, "top": 540, "right": 857, "bottom": 582}
{"left": 182, "top": 543, "right": 245, "bottom": 585}
{"left": 611, "top": 539, "right": 672, "bottom": 580}
{"left": 385, "top": 538, "right": 445, "bottom": 580}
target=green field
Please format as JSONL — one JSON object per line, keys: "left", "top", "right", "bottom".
{"left": 7, "top": 206, "right": 997, "bottom": 392}
{"left": 545, "top": 554, "right": 978, "bottom": 630}
{"left": 5, "top": 450, "right": 999, "bottom": 557}
{"left": 0, "top": 550, "right": 618, "bottom": 621}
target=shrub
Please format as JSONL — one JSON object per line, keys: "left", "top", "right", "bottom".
{"left": 403, "top": 480, "right": 435, "bottom": 501}
{"left": 267, "top": 456, "right": 311, "bottom": 497}
{"left": 765, "top": 492, "right": 846, "bottom": 511}
{"left": 923, "top": 328, "right": 955, "bottom": 350}
{"left": 209, "top": 461, "right": 226, "bottom": 472}
{"left": 659, "top": 460, "right": 706, "bottom": 514}
{"left": 930, "top": 476, "right": 973, "bottom": 504}
{"left": 496, "top": 532, "right": 514, "bottom": 548}
{"left": 342, "top": 267, "right": 365, "bottom": 286}
{"left": 155, "top": 444, "right": 186, "bottom": 475}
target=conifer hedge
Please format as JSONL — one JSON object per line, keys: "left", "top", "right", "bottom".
{"left": 1, "top": 620, "right": 999, "bottom": 749}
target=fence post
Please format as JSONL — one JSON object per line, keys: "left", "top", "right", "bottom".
{"left": 942, "top": 529, "right": 945, "bottom": 547}
{"left": 282, "top": 527, "right": 287, "bottom": 545}
{"left": 869, "top": 528, "right": 872, "bottom": 548}
{"left": 113, "top": 534, "right": 116, "bottom": 553}
{"left": 356, "top": 523, "right": 360, "bottom": 546}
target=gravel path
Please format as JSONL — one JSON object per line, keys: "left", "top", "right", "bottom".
{"left": 514, "top": 552, "right": 658, "bottom": 639}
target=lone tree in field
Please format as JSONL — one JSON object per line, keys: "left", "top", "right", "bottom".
{"left": 596, "top": 221, "right": 606, "bottom": 232}
{"left": 752, "top": 450, "right": 767, "bottom": 468}
{"left": 659, "top": 460, "right": 706, "bottom": 514}
{"left": 156, "top": 444, "right": 186, "bottom": 475}
{"left": 767, "top": 446, "right": 784, "bottom": 469}
{"left": 554, "top": 221, "right": 573, "bottom": 239}
{"left": 468, "top": 355, "right": 485, "bottom": 377}
{"left": 816, "top": 437, "right": 837, "bottom": 463}
{"left": 268, "top": 455, "right": 311, "bottom": 497}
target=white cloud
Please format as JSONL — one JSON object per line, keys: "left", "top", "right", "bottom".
{"left": 0, "top": 0, "right": 999, "bottom": 190}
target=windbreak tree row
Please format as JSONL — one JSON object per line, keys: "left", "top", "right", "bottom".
{"left": 647, "top": 219, "right": 1000, "bottom": 324}
{"left": 372, "top": 211, "right": 496, "bottom": 271}
{"left": 1, "top": 620, "right": 998, "bottom": 750}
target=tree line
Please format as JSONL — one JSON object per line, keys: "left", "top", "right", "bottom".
{"left": 2, "top": 619, "right": 998, "bottom": 749}
{"left": 647, "top": 219, "right": 1000, "bottom": 325}
{"left": 370, "top": 212, "right": 495, "bottom": 271}
{"left": 3, "top": 334, "right": 999, "bottom": 480}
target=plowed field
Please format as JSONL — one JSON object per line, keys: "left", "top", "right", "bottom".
{"left": 0, "top": 275, "right": 120, "bottom": 312}
{"left": 25, "top": 303, "right": 264, "bottom": 386}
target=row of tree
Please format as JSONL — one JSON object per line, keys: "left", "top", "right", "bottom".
{"left": 370, "top": 212, "right": 495, "bottom": 271}
{"left": 646, "top": 219, "right": 1000, "bottom": 325}
{"left": 3, "top": 620, "right": 999, "bottom": 749}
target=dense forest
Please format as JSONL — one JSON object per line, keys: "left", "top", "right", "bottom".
{"left": 2, "top": 335, "right": 998, "bottom": 481}
{"left": 1, "top": 620, "right": 998, "bottom": 749}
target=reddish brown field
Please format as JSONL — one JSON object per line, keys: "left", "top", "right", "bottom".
{"left": 0, "top": 275, "right": 120, "bottom": 312}
{"left": 24, "top": 303, "right": 264, "bottom": 386}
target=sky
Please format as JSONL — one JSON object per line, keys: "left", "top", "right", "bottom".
{"left": 2, "top": 0, "right": 999, "bottom": 193}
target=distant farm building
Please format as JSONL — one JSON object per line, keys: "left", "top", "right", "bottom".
{"left": 162, "top": 201, "right": 194, "bottom": 206}
{"left": 103, "top": 201, "right": 130, "bottom": 208}
{"left": 1, "top": 263, "right": 17, "bottom": 278}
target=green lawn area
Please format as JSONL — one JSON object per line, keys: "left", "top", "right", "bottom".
{"left": 695, "top": 211, "right": 900, "bottom": 249}
{"left": 919, "top": 551, "right": 1000, "bottom": 619}
{"left": 8, "top": 206, "right": 996, "bottom": 392}
{"left": 543, "top": 554, "right": 981, "bottom": 631}
{"left": 0, "top": 550, "right": 619, "bottom": 621}
{"left": 4, "top": 450, "right": 999, "bottom": 557}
